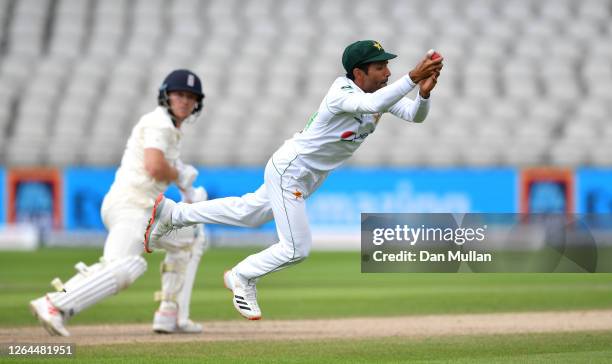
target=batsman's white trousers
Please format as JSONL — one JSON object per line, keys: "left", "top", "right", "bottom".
{"left": 47, "top": 197, "right": 150, "bottom": 315}
{"left": 172, "top": 144, "right": 328, "bottom": 281}
{"left": 101, "top": 197, "right": 150, "bottom": 260}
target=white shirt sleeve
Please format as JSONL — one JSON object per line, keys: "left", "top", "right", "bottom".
{"left": 387, "top": 93, "right": 430, "bottom": 123}
{"left": 143, "top": 126, "right": 171, "bottom": 154}
{"left": 326, "top": 75, "right": 416, "bottom": 115}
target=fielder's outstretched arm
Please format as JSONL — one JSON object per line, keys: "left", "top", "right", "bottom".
{"left": 387, "top": 93, "right": 431, "bottom": 123}
{"left": 327, "top": 75, "right": 417, "bottom": 115}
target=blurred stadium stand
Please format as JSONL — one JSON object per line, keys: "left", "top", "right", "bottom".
{"left": 0, "top": 0, "right": 611, "bottom": 167}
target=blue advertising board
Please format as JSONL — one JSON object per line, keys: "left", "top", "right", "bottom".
{"left": 63, "top": 168, "right": 116, "bottom": 229}
{"left": 576, "top": 168, "right": 612, "bottom": 214}
{"left": 62, "top": 167, "right": 270, "bottom": 231}
{"left": 310, "top": 168, "right": 517, "bottom": 229}
{"left": 60, "top": 167, "right": 518, "bottom": 232}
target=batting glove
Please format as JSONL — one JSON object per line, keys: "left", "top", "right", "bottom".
{"left": 180, "top": 186, "right": 208, "bottom": 203}
{"left": 175, "top": 159, "right": 198, "bottom": 191}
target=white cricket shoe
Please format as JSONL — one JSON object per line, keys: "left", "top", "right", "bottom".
{"left": 176, "top": 319, "right": 203, "bottom": 334}
{"left": 29, "top": 296, "right": 70, "bottom": 337}
{"left": 144, "top": 193, "right": 177, "bottom": 253}
{"left": 153, "top": 309, "right": 202, "bottom": 334}
{"left": 223, "top": 270, "right": 262, "bottom": 320}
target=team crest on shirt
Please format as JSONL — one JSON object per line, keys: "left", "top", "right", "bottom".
{"left": 340, "top": 85, "right": 354, "bottom": 94}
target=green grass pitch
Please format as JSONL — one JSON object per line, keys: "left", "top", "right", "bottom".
{"left": 1, "top": 247, "right": 612, "bottom": 363}
{"left": 4, "top": 332, "right": 612, "bottom": 364}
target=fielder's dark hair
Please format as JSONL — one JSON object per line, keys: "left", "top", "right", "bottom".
{"left": 346, "top": 63, "right": 371, "bottom": 80}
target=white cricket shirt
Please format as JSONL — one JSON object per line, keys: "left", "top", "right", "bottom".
{"left": 286, "top": 75, "right": 430, "bottom": 171}
{"left": 105, "top": 106, "right": 182, "bottom": 208}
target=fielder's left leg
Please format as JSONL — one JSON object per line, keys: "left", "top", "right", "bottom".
{"left": 223, "top": 155, "right": 326, "bottom": 319}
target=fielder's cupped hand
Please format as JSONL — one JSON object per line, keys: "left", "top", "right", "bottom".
{"left": 409, "top": 51, "right": 444, "bottom": 84}
{"left": 419, "top": 72, "right": 440, "bottom": 98}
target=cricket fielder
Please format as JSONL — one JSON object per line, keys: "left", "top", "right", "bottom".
{"left": 144, "top": 41, "right": 443, "bottom": 320}
{"left": 30, "top": 69, "right": 209, "bottom": 336}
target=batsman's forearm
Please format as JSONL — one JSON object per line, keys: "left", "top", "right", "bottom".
{"left": 147, "top": 163, "right": 178, "bottom": 183}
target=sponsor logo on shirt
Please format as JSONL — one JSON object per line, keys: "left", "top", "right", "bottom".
{"left": 340, "top": 130, "right": 369, "bottom": 142}
{"left": 340, "top": 114, "right": 378, "bottom": 142}
{"left": 341, "top": 131, "right": 356, "bottom": 140}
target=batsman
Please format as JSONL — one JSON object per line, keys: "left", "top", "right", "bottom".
{"left": 144, "top": 41, "right": 443, "bottom": 320}
{"left": 30, "top": 69, "right": 209, "bottom": 336}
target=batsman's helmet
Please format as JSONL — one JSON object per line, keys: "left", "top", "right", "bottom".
{"left": 158, "top": 69, "right": 205, "bottom": 115}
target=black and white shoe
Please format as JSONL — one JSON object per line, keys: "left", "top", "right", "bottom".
{"left": 223, "top": 270, "right": 261, "bottom": 320}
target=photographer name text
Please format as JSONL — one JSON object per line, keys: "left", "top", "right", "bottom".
{"left": 372, "top": 250, "right": 492, "bottom": 262}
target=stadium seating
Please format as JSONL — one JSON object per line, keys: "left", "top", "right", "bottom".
{"left": 0, "top": 0, "right": 611, "bottom": 167}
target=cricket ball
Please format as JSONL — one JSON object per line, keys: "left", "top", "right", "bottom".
{"left": 427, "top": 49, "right": 442, "bottom": 60}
